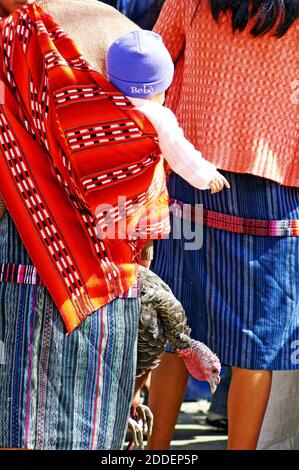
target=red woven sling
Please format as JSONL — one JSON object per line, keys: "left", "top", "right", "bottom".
{"left": 0, "top": 3, "right": 169, "bottom": 333}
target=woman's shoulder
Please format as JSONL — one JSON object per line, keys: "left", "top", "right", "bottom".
{"left": 40, "top": 0, "right": 140, "bottom": 74}
{"left": 41, "top": 0, "right": 138, "bottom": 30}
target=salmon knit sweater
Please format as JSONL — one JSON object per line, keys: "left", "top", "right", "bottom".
{"left": 154, "top": 0, "right": 299, "bottom": 188}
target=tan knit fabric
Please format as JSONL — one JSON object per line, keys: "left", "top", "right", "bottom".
{"left": 36, "top": 0, "right": 139, "bottom": 73}
{"left": 0, "top": 0, "right": 139, "bottom": 219}
{"left": 155, "top": 0, "right": 299, "bottom": 187}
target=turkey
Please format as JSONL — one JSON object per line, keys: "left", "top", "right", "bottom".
{"left": 127, "top": 266, "right": 221, "bottom": 449}
{"left": 137, "top": 266, "right": 221, "bottom": 392}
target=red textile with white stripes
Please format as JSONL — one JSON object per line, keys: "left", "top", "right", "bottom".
{"left": 0, "top": 3, "right": 169, "bottom": 333}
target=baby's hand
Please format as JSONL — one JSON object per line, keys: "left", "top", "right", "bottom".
{"left": 209, "top": 172, "right": 230, "bottom": 194}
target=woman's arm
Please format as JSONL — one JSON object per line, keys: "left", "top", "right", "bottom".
{"left": 154, "top": 0, "right": 185, "bottom": 65}
{"left": 154, "top": 0, "right": 186, "bottom": 114}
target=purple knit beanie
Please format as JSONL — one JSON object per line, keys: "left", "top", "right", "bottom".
{"left": 106, "top": 30, "right": 174, "bottom": 99}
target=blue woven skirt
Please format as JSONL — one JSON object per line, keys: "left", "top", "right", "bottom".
{"left": 153, "top": 171, "right": 299, "bottom": 370}
{"left": 0, "top": 212, "right": 140, "bottom": 449}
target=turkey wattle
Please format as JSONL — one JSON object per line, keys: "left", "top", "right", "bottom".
{"left": 138, "top": 266, "right": 221, "bottom": 393}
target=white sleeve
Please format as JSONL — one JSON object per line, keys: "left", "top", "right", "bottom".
{"left": 135, "top": 102, "right": 217, "bottom": 190}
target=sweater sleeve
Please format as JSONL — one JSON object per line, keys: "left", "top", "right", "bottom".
{"left": 154, "top": 0, "right": 186, "bottom": 114}
{"left": 153, "top": 0, "right": 185, "bottom": 65}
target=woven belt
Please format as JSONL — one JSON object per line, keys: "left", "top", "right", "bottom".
{"left": 0, "top": 262, "right": 141, "bottom": 297}
{"left": 170, "top": 198, "right": 299, "bottom": 237}
{"left": 0, "top": 262, "right": 42, "bottom": 285}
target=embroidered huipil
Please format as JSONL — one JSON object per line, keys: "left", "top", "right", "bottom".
{"left": 0, "top": 3, "right": 169, "bottom": 332}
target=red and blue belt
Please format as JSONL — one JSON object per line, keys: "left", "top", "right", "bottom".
{"left": 171, "top": 198, "right": 299, "bottom": 237}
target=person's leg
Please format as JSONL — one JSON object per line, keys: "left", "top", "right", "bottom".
{"left": 228, "top": 367, "right": 272, "bottom": 450}
{"left": 206, "top": 366, "right": 231, "bottom": 429}
{"left": 147, "top": 352, "right": 189, "bottom": 450}
{"left": 134, "top": 371, "right": 151, "bottom": 402}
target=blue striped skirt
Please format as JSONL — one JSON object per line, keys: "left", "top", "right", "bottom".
{"left": 0, "top": 212, "right": 140, "bottom": 449}
{"left": 153, "top": 171, "right": 299, "bottom": 370}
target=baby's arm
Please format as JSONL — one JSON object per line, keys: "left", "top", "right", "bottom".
{"left": 161, "top": 124, "right": 230, "bottom": 192}
{"left": 136, "top": 101, "right": 228, "bottom": 191}
{"left": 157, "top": 119, "right": 217, "bottom": 190}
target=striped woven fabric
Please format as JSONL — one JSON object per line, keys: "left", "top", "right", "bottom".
{"left": 0, "top": 211, "right": 141, "bottom": 449}
{"left": 0, "top": 262, "right": 42, "bottom": 285}
{"left": 0, "top": 3, "right": 169, "bottom": 333}
{"left": 170, "top": 198, "right": 299, "bottom": 237}
{"left": 154, "top": 171, "right": 299, "bottom": 370}
{"left": 0, "top": 280, "right": 140, "bottom": 449}
{"left": 0, "top": 261, "right": 141, "bottom": 296}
